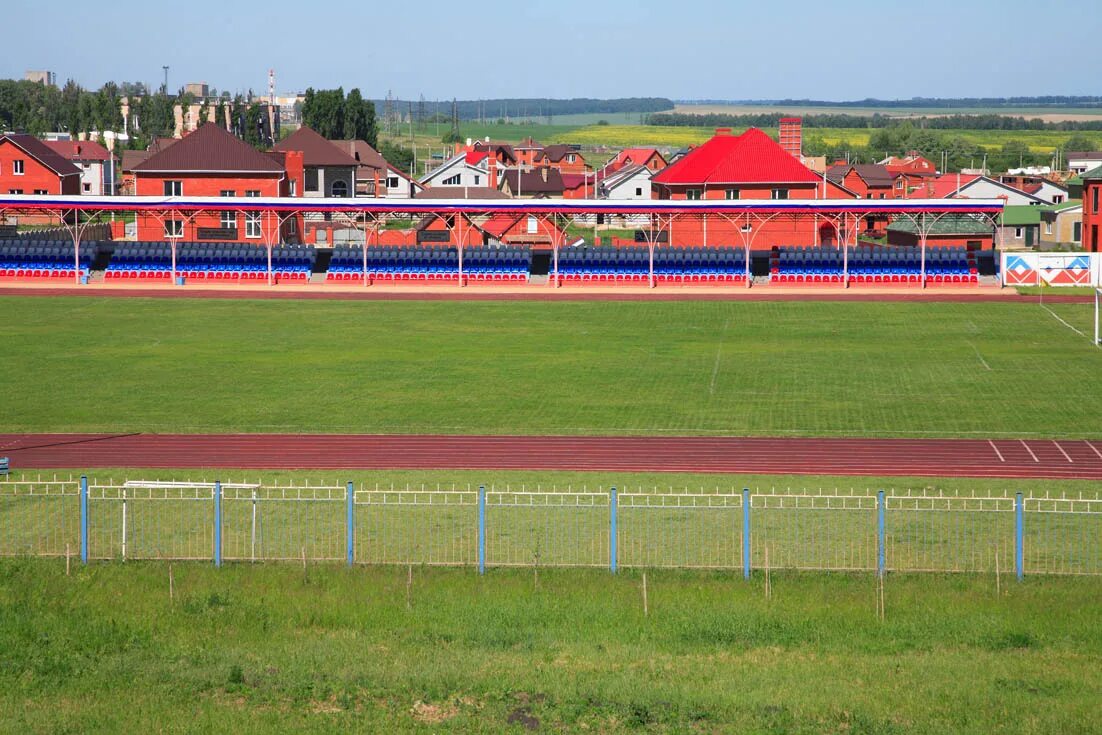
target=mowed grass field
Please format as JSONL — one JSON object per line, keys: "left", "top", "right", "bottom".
{"left": 2, "top": 295, "right": 1101, "bottom": 438}
{"left": 1, "top": 559, "right": 1100, "bottom": 733}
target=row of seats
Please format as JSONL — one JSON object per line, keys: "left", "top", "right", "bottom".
{"left": 769, "top": 245, "right": 978, "bottom": 282}
{"left": 0, "top": 239, "right": 96, "bottom": 274}
{"left": 106, "top": 242, "right": 316, "bottom": 274}
{"left": 558, "top": 246, "right": 746, "bottom": 282}
{"left": 327, "top": 246, "right": 531, "bottom": 282}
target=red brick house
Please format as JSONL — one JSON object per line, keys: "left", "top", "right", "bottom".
{"left": 131, "top": 123, "right": 298, "bottom": 243}
{"left": 605, "top": 147, "right": 667, "bottom": 174}
{"left": 650, "top": 127, "right": 846, "bottom": 248}
{"left": 1082, "top": 166, "right": 1102, "bottom": 252}
{"left": 479, "top": 213, "right": 567, "bottom": 249}
{"left": 880, "top": 152, "right": 937, "bottom": 197}
{"left": 825, "top": 163, "right": 895, "bottom": 200}
{"left": 534, "top": 145, "right": 587, "bottom": 174}
{"left": 0, "top": 133, "right": 82, "bottom": 196}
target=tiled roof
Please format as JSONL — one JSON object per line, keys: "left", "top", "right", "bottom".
{"left": 120, "top": 150, "right": 150, "bottom": 172}
{"left": 331, "top": 139, "right": 388, "bottom": 171}
{"left": 499, "top": 167, "right": 565, "bottom": 194}
{"left": 43, "top": 139, "right": 111, "bottom": 162}
{"left": 999, "top": 206, "right": 1041, "bottom": 226}
{"left": 274, "top": 126, "right": 359, "bottom": 167}
{"left": 133, "top": 123, "right": 284, "bottom": 173}
{"left": 908, "top": 174, "right": 980, "bottom": 199}
{"left": 652, "top": 128, "right": 820, "bottom": 186}
{"left": 538, "top": 144, "right": 579, "bottom": 163}
{"left": 826, "top": 163, "right": 894, "bottom": 188}
{"left": 0, "top": 134, "right": 82, "bottom": 176}
{"left": 465, "top": 150, "right": 489, "bottom": 165}
{"left": 614, "top": 148, "right": 664, "bottom": 170}
{"left": 887, "top": 214, "right": 992, "bottom": 235}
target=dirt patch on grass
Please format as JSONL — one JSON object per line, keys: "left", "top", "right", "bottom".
{"left": 411, "top": 700, "right": 459, "bottom": 724}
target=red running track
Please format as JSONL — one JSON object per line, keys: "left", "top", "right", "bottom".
{"left": 2, "top": 433, "right": 1102, "bottom": 479}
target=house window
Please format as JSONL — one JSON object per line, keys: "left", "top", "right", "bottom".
{"left": 526, "top": 216, "right": 538, "bottom": 234}
{"left": 635, "top": 187, "right": 643, "bottom": 197}
{"left": 1053, "top": 195, "right": 1064, "bottom": 204}
{"left": 305, "top": 168, "right": 319, "bottom": 192}
{"left": 34, "top": 189, "right": 48, "bottom": 195}
{"left": 221, "top": 211, "right": 237, "bottom": 229}
{"left": 387, "top": 176, "right": 399, "bottom": 188}
{"left": 473, "top": 175, "right": 481, "bottom": 186}
{"left": 289, "top": 180, "right": 297, "bottom": 196}
{"left": 245, "top": 190, "right": 261, "bottom": 198}
{"left": 1074, "top": 222, "right": 1082, "bottom": 242}
{"left": 1044, "top": 221, "right": 1053, "bottom": 236}
{"left": 567, "top": 154, "right": 576, "bottom": 163}
{"left": 442, "top": 173, "right": 461, "bottom": 186}
{"left": 245, "top": 212, "right": 261, "bottom": 238}
{"left": 866, "top": 193, "right": 873, "bottom": 199}
{"left": 1014, "top": 227, "right": 1024, "bottom": 239}
{"left": 1094, "top": 187, "right": 1099, "bottom": 214}
{"left": 164, "top": 219, "right": 183, "bottom": 238}
{"left": 220, "top": 190, "right": 235, "bottom": 197}
{"left": 164, "top": 180, "right": 182, "bottom": 196}
{"left": 13, "top": 160, "right": 24, "bottom": 175}
{"left": 686, "top": 189, "right": 702, "bottom": 200}
{"left": 331, "top": 180, "right": 348, "bottom": 197}
{"left": 82, "top": 183, "right": 91, "bottom": 193}
{"left": 287, "top": 217, "right": 297, "bottom": 235}
{"left": 8, "top": 189, "right": 23, "bottom": 194}
{"left": 880, "top": 193, "right": 886, "bottom": 199}
{"left": 771, "top": 189, "right": 789, "bottom": 200}
{"left": 725, "top": 189, "right": 739, "bottom": 200}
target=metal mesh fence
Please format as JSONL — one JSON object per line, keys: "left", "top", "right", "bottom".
{"left": 0, "top": 481, "right": 79, "bottom": 557}
{"left": 1, "top": 479, "right": 1100, "bottom": 576}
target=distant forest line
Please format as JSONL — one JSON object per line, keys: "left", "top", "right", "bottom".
{"left": 648, "top": 112, "right": 1102, "bottom": 132}
{"left": 682, "top": 96, "right": 1102, "bottom": 109}
{"left": 374, "top": 98, "right": 673, "bottom": 120}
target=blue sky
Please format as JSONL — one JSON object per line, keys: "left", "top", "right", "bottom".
{"left": 6, "top": 0, "right": 1100, "bottom": 100}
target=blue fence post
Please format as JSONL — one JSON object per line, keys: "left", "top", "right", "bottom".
{"left": 1015, "top": 492, "right": 1024, "bottom": 581}
{"left": 213, "top": 481, "right": 222, "bottom": 568}
{"left": 346, "top": 481, "right": 355, "bottom": 567}
{"left": 477, "top": 486, "right": 486, "bottom": 575}
{"left": 609, "top": 487, "right": 618, "bottom": 574}
{"left": 79, "top": 475, "right": 88, "bottom": 564}
{"left": 742, "top": 488, "right": 751, "bottom": 579}
{"left": 877, "top": 490, "right": 886, "bottom": 577}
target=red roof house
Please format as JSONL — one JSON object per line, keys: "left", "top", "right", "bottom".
{"left": 0, "top": 133, "right": 82, "bottom": 196}
{"left": 650, "top": 128, "right": 850, "bottom": 248}
{"left": 132, "top": 123, "right": 297, "bottom": 243}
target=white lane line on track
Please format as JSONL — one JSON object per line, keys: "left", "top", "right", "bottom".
{"left": 1020, "top": 440, "right": 1040, "bottom": 463}
{"left": 989, "top": 440, "right": 1005, "bottom": 462}
{"left": 1053, "top": 441, "right": 1073, "bottom": 463}
{"left": 1086, "top": 441, "right": 1102, "bottom": 460}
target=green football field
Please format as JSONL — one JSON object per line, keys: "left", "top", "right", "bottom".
{"left": 2, "top": 295, "right": 1100, "bottom": 438}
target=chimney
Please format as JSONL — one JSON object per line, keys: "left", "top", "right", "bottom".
{"left": 779, "top": 118, "right": 802, "bottom": 158}
{"left": 466, "top": 137, "right": 472, "bottom": 147}
{"left": 715, "top": 127, "right": 734, "bottom": 136}
{"left": 488, "top": 155, "right": 497, "bottom": 189}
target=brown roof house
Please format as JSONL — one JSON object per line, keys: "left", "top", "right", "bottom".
{"left": 498, "top": 167, "right": 565, "bottom": 198}
{"left": 274, "top": 126, "right": 358, "bottom": 198}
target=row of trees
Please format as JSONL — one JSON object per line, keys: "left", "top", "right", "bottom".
{"left": 0, "top": 79, "right": 125, "bottom": 138}
{"left": 647, "top": 111, "right": 1102, "bottom": 132}
{"left": 301, "top": 88, "right": 377, "bottom": 147}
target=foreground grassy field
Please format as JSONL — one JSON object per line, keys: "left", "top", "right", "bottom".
{"left": 1, "top": 559, "right": 1099, "bottom": 733}
{"left": 2, "top": 295, "right": 1102, "bottom": 440}
{"left": 2, "top": 296, "right": 1100, "bottom": 437}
